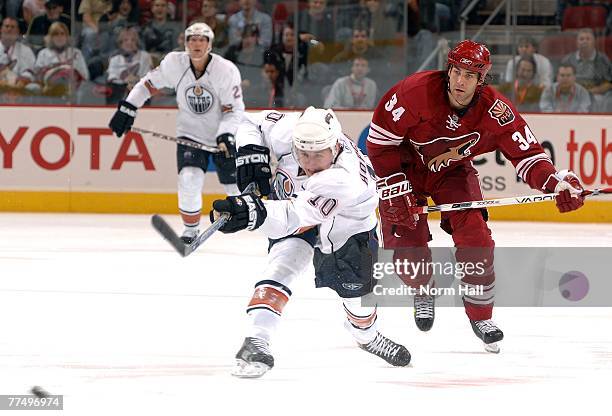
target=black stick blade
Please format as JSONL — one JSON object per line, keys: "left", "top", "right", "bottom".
{"left": 151, "top": 214, "right": 187, "bottom": 257}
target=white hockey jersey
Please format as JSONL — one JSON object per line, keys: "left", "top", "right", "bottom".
{"left": 0, "top": 41, "right": 35, "bottom": 83}
{"left": 107, "top": 50, "right": 152, "bottom": 85}
{"left": 126, "top": 52, "right": 245, "bottom": 147}
{"left": 236, "top": 110, "right": 378, "bottom": 254}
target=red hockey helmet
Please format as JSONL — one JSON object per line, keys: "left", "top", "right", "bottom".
{"left": 447, "top": 40, "right": 492, "bottom": 81}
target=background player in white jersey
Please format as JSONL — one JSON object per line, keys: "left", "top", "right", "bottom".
{"left": 209, "top": 107, "right": 411, "bottom": 378}
{"left": 108, "top": 23, "right": 245, "bottom": 243}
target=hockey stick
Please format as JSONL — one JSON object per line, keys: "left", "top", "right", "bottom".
{"left": 151, "top": 183, "right": 258, "bottom": 257}
{"left": 417, "top": 187, "right": 612, "bottom": 214}
{"left": 132, "top": 127, "right": 220, "bottom": 153}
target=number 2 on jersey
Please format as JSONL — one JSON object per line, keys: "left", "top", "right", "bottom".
{"left": 384, "top": 93, "right": 405, "bottom": 122}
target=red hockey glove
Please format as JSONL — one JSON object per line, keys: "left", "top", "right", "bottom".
{"left": 544, "top": 169, "right": 585, "bottom": 213}
{"left": 376, "top": 173, "right": 420, "bottom": 230}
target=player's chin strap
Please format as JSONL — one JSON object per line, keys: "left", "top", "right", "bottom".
{"left": 151, "top": 183, "right": 259, "bottom": 257}
{"left": 132, "top": 127, "right": 221, "bottom": 153}
{"left": 416, "top": 187, "right": 612, "bottom": 214}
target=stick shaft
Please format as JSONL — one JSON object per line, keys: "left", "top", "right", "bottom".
{"left": 132, "top": 127, "right": 220, "bottom": 153}
{"left": 418, "top": 188, "right": 611, "bottom": 214}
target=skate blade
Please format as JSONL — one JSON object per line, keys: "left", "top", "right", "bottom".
{"left": 484, "top": 342, "right": 500, "bottom": 354}
{"left": 231, "top": 359, "right": 271, "bottom": 378}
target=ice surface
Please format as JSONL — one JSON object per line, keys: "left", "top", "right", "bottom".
{"left": 0, "top": 214, "right": 610, "bottom": 415}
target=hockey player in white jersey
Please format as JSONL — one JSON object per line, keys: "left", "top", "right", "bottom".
{"left": 209, "top": 107, "right": 411, "bottom": 378}
{"left": 108, "top": 22, "right": 245, "bottom": 243}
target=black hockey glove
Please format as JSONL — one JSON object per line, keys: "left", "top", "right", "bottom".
{"left": 236, "top": 144, "right": 272, "bottom": 196}
{"left": 209, "top": 193, "right": 267, "bottom": 233}
{"left": 109, "top": 100, "right": 137, "bottom": 137}
{"left": 216, "top": 133, "right": 236, "bottom": 159}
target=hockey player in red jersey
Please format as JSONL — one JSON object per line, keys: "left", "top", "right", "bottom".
{"left": 366, "top": 40, "right": 585, "bottom": 352}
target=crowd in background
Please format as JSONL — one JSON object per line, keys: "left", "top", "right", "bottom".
{"left": 0, "top": 0, "right": 610, "bottom": 112}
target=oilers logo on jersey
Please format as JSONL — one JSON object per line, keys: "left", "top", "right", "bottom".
{"left": 272, "top": 169, "right": 296, "bottom": 200}
{"left": 185, "top": 84, "right": 214, "bottom": 114}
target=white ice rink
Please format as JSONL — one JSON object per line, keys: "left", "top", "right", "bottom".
{"left": 1, "top": 213, "right": 611, "bottom": 415}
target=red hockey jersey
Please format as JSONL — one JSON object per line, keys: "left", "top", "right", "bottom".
{"left": 366, "top": 71, "right": 557, "bottom": 193}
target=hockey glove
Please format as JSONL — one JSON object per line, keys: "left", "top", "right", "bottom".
{"left": 216, "top": 133, "right": 236, "bottom": 159}
{"left": 209, "top": 193, "right": 267, "bottom": 233}
{"left": 544, "top": 169, "right": 585, "bottom": 213}
{"left": 109, "top": 100, "right": 137, "bottom": 137}
{"left": 236, "top": 144, "right": 272, "bottom": 196}
{"left": 376, "top": 173, "right": 419, "bottom": 230}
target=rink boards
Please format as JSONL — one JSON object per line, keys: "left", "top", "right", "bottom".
{"left": 0, "top": 106, "right": 610, "bottom": 222}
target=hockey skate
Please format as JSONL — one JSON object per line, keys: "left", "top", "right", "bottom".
{"left": 231, "top": 337, "right": 274, "bottom": 378}
{"left": 359, "top": 332, "right": 411, "bottom": 366}
{"left": 470, "top": 319, "right": 504, "bottom": 353}
{"left": 414, "top": 294, "right": 435, "bottom": 331}
{"left": 180, "top": 228, "right": 198, "bottom": 245}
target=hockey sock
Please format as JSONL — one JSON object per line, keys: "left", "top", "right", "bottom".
{"left": 246, "top": 280, "right": 292, "bottom": 343}
{"left": 343, "top": 297, "right": 378, "bottom": 344}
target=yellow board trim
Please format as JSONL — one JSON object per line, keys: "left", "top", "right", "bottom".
{"left": 0, "top": 191, "right": 611, "bottom": 222}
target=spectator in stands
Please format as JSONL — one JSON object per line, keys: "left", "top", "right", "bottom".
{"left": 177, "top": 0, "right": 203, "bottom": 24}
{"left": 359, "top": 0, "right": 399, "bottom": 46}
{"left": 540, "top": 63, "right": 591, "bottom": 113}
{"left": 0, "top": 17, "right": 36, "bottom": 92}
{"left": 269, "top": 22, "right": 308, "bottom": 86}
{"left": 106, "top": 26, "right": 152, "bottom": 104}
{"left": 190, "top": 0, "right": 229, "bottom": 52}
{"left": 331, "top": 26, "right": 383, "bottom": 66}
{"left": 79, "top": 0, "right": 113, "bottom": 60}
{"left": 138, "top": 0, "right": 175, "bottom": 25}
{"left": 23, "top": 0, "right": 47, "bottom": 24}
{"left": 247, "top": 49, "right": 305, "bottom": 108}
{"left": 26, "top": 0, "right": 71, "bottom": 53}
{"left": 228, "top": 0, "right": 273, "bottom": 48}
{"left": 4, "top": 1, "right": 24, "bottom": 19}
{"left": 296, "top": 0, "right": 335, "bottom": 44}
{"left": 496, "top": 57, "right": 544, "bottom": 112}
{"left": 561, "top": 28, "right": 611, "bottom": 111}
{"left": 224, "top": 23, "right": 265, "bottom": 92}
{"left": 504, "top": 36, "right": 553, "bottom": 88}
{"left": 86, "top": 0, "right": 139, "bottom": 81}
{"left": 141, "top": 0, "right": 179, "bottom": 61}
{"left": 294, "top": 0, "right": 335, "bottom": 65}
{"left": 33, "top": 22, "right": 89, "bottom": 97}
{"left": 324, "top": 56, "right": 377, "bottom": 109}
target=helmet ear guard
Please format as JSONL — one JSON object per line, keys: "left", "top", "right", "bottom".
{"left": 185, "top": 22, "right": 215, "bottom": 54}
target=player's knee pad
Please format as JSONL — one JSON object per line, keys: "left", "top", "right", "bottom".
{"left": 313, "top": 229, "right": 376, "bottom": 298}
{"left": 445, "top": 209, "right": 494, "bottom": 247}
{"left": 178, "top": 166, "right": 205, "bottom": 212}
{"left": 343, "top": 297, "right": 378, "bottom": 344}
{"left": 263, "top": 237, "right": 314, "bottom": 288}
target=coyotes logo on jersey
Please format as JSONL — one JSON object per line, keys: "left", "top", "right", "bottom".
{"left": 410, "top": 132, "right": 480, "bottom": 172}
{"left": 488, "top": 99, "right": 515, "bottom": 126}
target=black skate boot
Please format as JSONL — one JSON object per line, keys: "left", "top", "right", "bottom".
{"left": 359, "top": 332, "right": 411, "bottom": 366}
{"left": 231, "top": 337, "right": 274, "bottom": 378}
{"left": 470, "top": 319, "right": 504, "bottom": 353}
{"left": 180, "top": 228, "right": 198, "bottom": 245}
{"left": 414, "top": 294, "right": 435, "bottom": 331}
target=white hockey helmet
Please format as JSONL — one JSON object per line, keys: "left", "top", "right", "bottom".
{"left": 185, "top": 22, "right": 214, "bottom": 54}
{"left": 292, "top": 107, "right": 342, "bottom": 156}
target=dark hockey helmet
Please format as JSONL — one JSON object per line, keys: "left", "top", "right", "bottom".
{"left": 447, "top": 40, "right": 492, "bottom": 82}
